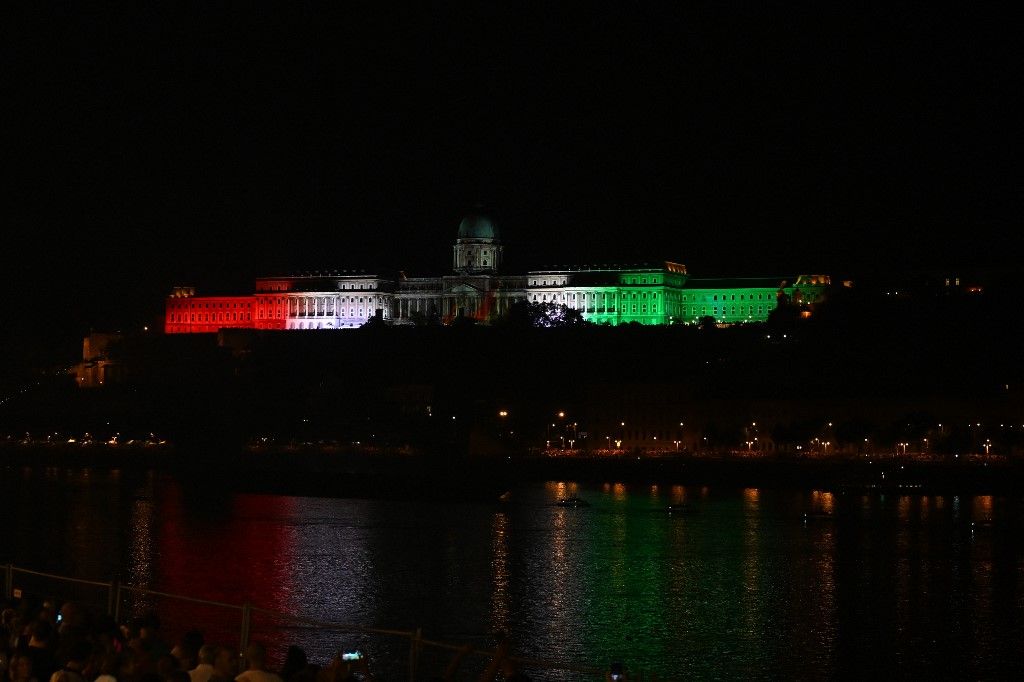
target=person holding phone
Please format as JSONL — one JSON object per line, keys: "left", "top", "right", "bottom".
{"left": 325, "top": 650, "right": 374, "bottom": 682}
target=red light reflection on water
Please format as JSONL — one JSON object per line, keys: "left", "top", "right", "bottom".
{"left": 137, "top": 484, "right": 297, "bottom": 652}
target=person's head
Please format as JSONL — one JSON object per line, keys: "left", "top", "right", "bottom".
{"left": 242, "top": 643, "right": 266, "bottom": 672}
{"left": 156, "top": 654, "right": 178, "bottom": 679}
{"left": 118, "top": 650, "right": 139, "bottom": 680}
{"left": 197, "top": 645, "right": 217, "bottom": 667}
{"left": 28, "top": 620, "right": 52, "bottom": 647}
{"left": 280, "top": 646, "right": 306, "bottom": 675}
{"left": 138, "top": 613, "right": 161, "bottom": 642}
{"left": 56, "top": 603, "right": 85, "bottom": 633}
{"left": 172, "top": 630, "right": 202, "bottom": 669}
{"left": 1, "top": 610, "right": 17, "bottom": 633}
{"left": 97, "top": 652, "right": 119, "bottom": 678}
{"left": 66, "top": 641, "right": 92, "bottom": 669}
{"left": 213, "top": 647, "right": 238, "bottom": 678}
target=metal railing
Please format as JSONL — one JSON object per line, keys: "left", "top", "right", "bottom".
{"left": 3, "top": 563, "right": 609, "bottom": 681}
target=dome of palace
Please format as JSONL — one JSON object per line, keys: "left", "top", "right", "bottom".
{"left": 457, "top": 214, "right": 499, "bottom": 240}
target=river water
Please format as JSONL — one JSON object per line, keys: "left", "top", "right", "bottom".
{"left": 1, "top": 467, "right": 1023, "bottom": 679}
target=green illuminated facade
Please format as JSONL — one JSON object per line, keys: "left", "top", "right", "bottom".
{"left": 526, "top": 264, "right": 829, "bottom": 326}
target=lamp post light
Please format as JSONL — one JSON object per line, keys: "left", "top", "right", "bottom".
{"left": 983, "top": 439, "right": 991, "bottom": 455}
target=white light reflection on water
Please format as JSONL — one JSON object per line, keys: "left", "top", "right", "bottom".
{"left": 127, "top": 497, "right": 154, "bottom": 594}
{"left": 490, "top": 511, "right": 511, "bottom": 634}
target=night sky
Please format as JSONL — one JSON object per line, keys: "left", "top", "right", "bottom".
{"left": 6, "top": 4, "right": 1018, "bottom": 359}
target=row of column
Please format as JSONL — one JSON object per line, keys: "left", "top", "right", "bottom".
{"left": 287, "top": 296, "right": 389, "bottom": 318}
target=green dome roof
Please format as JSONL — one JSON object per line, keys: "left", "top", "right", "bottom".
{"left": 457, "top": 214, "right": 499, "bottom": 240}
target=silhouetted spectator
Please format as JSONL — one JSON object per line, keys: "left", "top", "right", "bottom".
{"left": 189, "top": 646, "right": 217, "bottom": 682}
{"left": 49, "top": 640, "right": 89, "bottom": 682}
{"left": 172, "top": 631, "right": 204, "bottom": 673}
{"left": 92, "top": 651, "right": 118, "bottom": 682}
{"left": 23, "top": 621, "right": 55, "bottom": 682}
{"left": 156, "top": 655, "right": 178, "bottom": 681}
{"left": 277, "top": 647, "right": 306, "bottom": 682}
{"left": 136, "top": 615, "right": 170, "bottom": 661}
{"left": 206, "top": 647, "right": 237, "bottom": 682}
{"left": 235, "top": 643, "right": 280, "bottom": 682}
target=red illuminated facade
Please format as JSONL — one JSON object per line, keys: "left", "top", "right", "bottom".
{"left": 165, "top": 287, "right": 257, "bottom": 334}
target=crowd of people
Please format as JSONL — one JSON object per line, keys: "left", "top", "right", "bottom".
{"left": 0, "top": 599, "right": 546, "bottom": 682}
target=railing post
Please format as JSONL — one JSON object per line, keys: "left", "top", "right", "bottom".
{"left": 408, "top": 628, "right": 421, "bottom": 682}
{"left": 239, "top": 602, "right": 252, "bottom": 654}
{"left": 113, "top": 583, "right": 123, "bottom": 624}
{"left": 4, "top": 564, "right": 12, "bottom": 600}
{"left": 107, "top": 579, "right": 118, "bottom": 617}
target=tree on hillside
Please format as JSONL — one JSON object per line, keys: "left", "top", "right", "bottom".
{"left": 502, "top": 300, "right": 591, "bottom": 328}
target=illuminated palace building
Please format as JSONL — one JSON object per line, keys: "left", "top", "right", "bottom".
{"left": 164, "top": 214, "right": 830, "bottom": 333}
